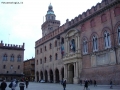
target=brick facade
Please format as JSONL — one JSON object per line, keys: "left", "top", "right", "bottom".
{"left": 35, "top": 0, "right": 120, "bottom": 84}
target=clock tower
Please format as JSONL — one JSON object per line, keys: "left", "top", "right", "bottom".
{"left": 41, "top": 3, "right": 60, "bottom": 37}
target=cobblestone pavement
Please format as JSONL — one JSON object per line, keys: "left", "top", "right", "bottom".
{"left": 5, "top": 82, "right": 120, "bottom": 90}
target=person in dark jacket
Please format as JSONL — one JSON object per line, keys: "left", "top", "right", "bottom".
{"left": 25, "top": 79, "right": 29, "bottom": 88}
{"left": 110, "top": 80, "right": 113, "bottom": 89}
{"left": 0, "top": 80, "right": 7, "bottom": 90}
{"left": 94, "top": 80, "right": 97, "bottom": 87}
{"left": 62, "top": 80, "right": 66, "bottom": 90}
{"left": 84, "top": 79, "right": 88, "bottom": 90}
{"left": 19, "top": 80, "right": 25, "bottom": 90}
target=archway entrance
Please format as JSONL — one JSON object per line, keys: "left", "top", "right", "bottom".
{"left": 69, "top": 64, "right": 74, "bottom": 83}
{"left": 49, "top": 69, "right": 53, "bottom": 83}
{"left": 61, "top": 68, "right": 64, "bottom": 80}
{"left": 55, "top": 69, "right": 59, "bottom": 83}
{"left": 40, "top": 71, "right": 43, "bottom": 80}
{"left": 45, "top": 70, "right": 48, "bottom": 82}
{"left": 36, "top": 71, "right": 39, "bottom": 82}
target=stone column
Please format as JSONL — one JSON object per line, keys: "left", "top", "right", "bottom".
{"left": 48, "top": 71, "right": 50, "bottom": 82}
{"left": 53, "top": 71, "right": 56, "bottom": 83}
{"left": 76, "top": 62, "right": 78, "bottom": 77}
{"left": 74, "top": 63, "right": 76, "bottom": 77}
{"left": 64, "top": 64, "right": 67, "bottom": 80}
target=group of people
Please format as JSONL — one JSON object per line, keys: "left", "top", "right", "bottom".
{"left": 0, "top": 79, "right": 29, "bottom": 90}
{"left": 83, "top": 79, "right": 97, "bottom": 90}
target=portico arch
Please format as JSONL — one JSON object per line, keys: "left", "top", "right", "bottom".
{"left": 40, "top": 71, "right": 43, "bottom": 80}
{"left": 68, "top": 64, "right": 74, "bottom": 83}
{"left": 45, "top": 70, "right": 48, "bottom": 82}
{"left": 49, "top": 69, "right": 53, "bottom": 83}
{"left": 55, "top": 69, "right": 59, "bottom": 83}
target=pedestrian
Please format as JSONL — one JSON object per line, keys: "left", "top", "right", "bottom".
{"left": 94, "top": 80, "right": 97, "bottom": 87}
{"left": 110, "top": 80, "right": 113, "bottom": 89}
{"left": 11, "top": 79, "right": 17, "bottom": 90}
{"left": 0, "top": 80, "right": 7, "bottom": 90}
{"left": 62, "top": 80, "right": 66, "bottom": 90}
{"left": 25, "top": 79, "right": 29, "bottom": 88}
{"left": 84, "top": 79, "right": 88, "bottom": 90}
{"left": 19, "top": 80, "right": 25, "bottom": 90}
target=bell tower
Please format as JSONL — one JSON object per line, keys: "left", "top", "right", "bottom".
{"left": 41, "top": 3, "right": 60, "bottom": 37}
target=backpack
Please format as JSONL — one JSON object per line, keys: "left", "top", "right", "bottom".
{"left": 9, "top": 82, "right": 12, "bottom": 88}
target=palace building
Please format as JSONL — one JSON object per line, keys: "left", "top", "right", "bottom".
{"left": 0, "top": 41, "right": 25, "bottom": 81}
{"left": 23, "top": 57, "right": 35, "bottom": 81}
{"left": 35, "top": 0, "right": 120, "bottom": 84}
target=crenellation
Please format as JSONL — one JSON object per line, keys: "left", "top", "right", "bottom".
{"left": 81, "top": 12, "right": 86, "bottom": 19}
{"left": 71, "top": 19, "right": 74, "bottom": 25}
{"left": 0, "top": 41, "right": 24, "bottom": 49}
{"left": 101, "top": 0, "right": 106, "bottom": 8}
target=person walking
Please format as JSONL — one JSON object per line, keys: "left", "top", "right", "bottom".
{"left": 19, "top": 80, "right": 25, "bottom": 90}
{"left": 84, "top": 79, "right": 88, "bottom": 90}
{"left": 62, "top": 80, "right": 66, "bottom": 90}
{"left": 110, "top": 80, "right": 113, "bottom": 89}
{"left": 94, "top": 80, "right": 97, "bottom": 87}
{"left": 25, "top": 79, "right": 29, "bottom": 88}
{"left": 11, "top": 79, "right": 17, "bottom": 90}
{"left": 0, "top": 80, "right": 7, "bottom": 90}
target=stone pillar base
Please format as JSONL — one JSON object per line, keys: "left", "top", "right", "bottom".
{"left": 73, "top": 77, "right": 79, "bottom": 84}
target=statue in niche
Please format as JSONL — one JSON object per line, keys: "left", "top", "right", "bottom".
{"left": 69, "top": 39, "right": 75, "bottom": 52}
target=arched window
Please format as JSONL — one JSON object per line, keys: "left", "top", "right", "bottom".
{"left": 45, "top": 46, "right": 47, "bottom": 51}
{"left": 18, "top": 65, "right": 20, "bottom": 69}
{"left": 40, "top": 48, "right": 42, "bottom": 53}
{"left": 92, "top": 35, "right": 98, "bottom": 51}
{"left": 44, "top": 57, "right": 46, "bottom": 63}
{"left": 104, "top": 31, "right": 111, "bottom": 48}
{"left": 10, "top": 65, "right": 13, "bottom": 69}
{"left": 40, "top": 59, "right": 42, "bottom": 64}
{"left": 61, "top": 37, "right": 64, "bottom": 44}
{"left": 10, "top": 54, "right": 14, "bottom": 61}
{"left": 37, "top": 60, "right": 38, "bottom": 65}
{"left": 50, "top": 55, "right": 52, "bottom": 61}
{"left": 55, "top": 53, "right": 58, "bottom": 60}
{"left": 117, "top": 26, "right": 120, "bottom": 44}
{"left": 50, "top": 43, "right": 52, "bottom": 49}
{"left": 83, "top": 39, "right": 88, "bottom": 54}
{"left": 3, "top": 65, "right": 6, "bottom": 69}
{"left": 55, "top": 40, "right": 57, "bottom": 47}
{"left": 3, "top": 54, "right": 7, "bottom": 61}
{"left": 17, "top": 55, "right": 21, "bottom": 62}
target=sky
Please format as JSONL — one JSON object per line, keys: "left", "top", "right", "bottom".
{"left": 0, "top": 0, "right": 102, "bottom": 60}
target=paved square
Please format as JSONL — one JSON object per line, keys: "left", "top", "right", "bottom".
{"left": 5, "top": 82, "right": 120, "bottom": 90}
